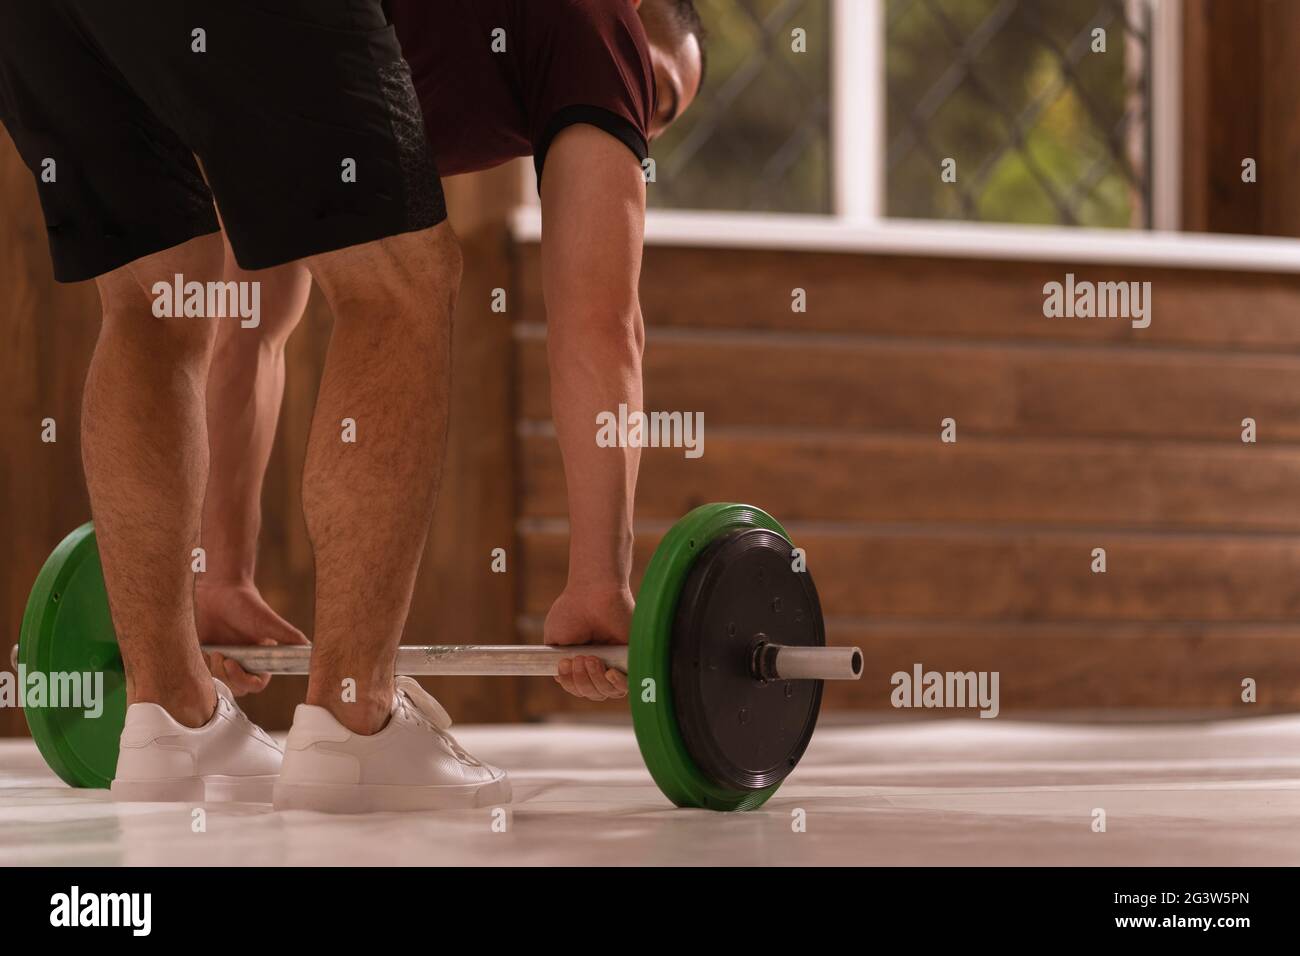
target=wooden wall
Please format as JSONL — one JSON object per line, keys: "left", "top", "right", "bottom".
{"left": 1182, "top": 0, "right": 1300, "bottom": 236}
{"left": 512, "top": 243, "right": 1300, "bottom": 716}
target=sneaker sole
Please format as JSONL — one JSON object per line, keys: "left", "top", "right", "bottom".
{"left": 271, "top": 775, "right": 512, "bottom": 813}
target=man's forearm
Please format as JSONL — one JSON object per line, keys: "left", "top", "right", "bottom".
{"left": 536, "top": 124, "right": 648, "bottom": 593}
{"left": 547, "top": 307, "right": 644, "bottom": 588}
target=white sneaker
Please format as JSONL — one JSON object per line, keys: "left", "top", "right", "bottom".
{"left": 273, "top": 676, "right": 510, "bottom": 813}
{"left": 111, "top": 678, "right": 282, "bottom": 803}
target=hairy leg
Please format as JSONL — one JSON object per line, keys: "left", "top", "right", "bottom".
{"left": 201, "top": 235, "right": 311, "bottom": 586}
{"left": 197, "top": 234, "right": 312, "bottom": 693}
{"left": 300, "top": 222, "right": 461, "bottom": 733}
{"left": 85, "top": 233, "right": 224, "bottom": 727}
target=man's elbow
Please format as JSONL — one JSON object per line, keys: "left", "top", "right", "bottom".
{"left": 550, "top": 299, "right": 644, "bottom": 358}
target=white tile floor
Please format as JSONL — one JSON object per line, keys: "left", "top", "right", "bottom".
{"left": 2, "top": 716, "right": 1299, "bottom": 866}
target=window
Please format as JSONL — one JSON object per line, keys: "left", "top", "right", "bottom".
{"left": 886, "top": 0, "right": 1151, "bottom": 228}
{"left": 649, "top": 0, "right": 1169, "bottom": 229}
{"left": 650, "top": 0, "right": 833, "bottom": 214}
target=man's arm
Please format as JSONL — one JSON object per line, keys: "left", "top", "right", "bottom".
{"left": 539, "top": 124, "right": 647, "bottom": 701}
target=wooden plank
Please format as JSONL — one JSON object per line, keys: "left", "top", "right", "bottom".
{"left": 514, "top": 243, "right": 1300, "bottom": 350}
{"left": 516, "top": 620, "right": 1300, "bottom": 714}
{"left": 825, "top": 622, "right": 1300, "bottom": 712}
{"left": 1185, "top": 0, "right": 1300, "bottom": 239}
{"left": 1261, "top": 1, "right": 1300, "bottom": 238}
{"left": 516, "top": 330, "right": 1300, "bottom": 441}
{"left": 1180, "top": 0, "right": 1211, "bottom": 233}
{"left": 515, "top": 619, "right": 1300, "bottom": 715}
{"left": 1182, "top": 0, "right": 1300, "bottom": 238}
{"left": 518, "top": 527, "right": 1300, "bottom": 622}
{"left": 1186, "top": 0, "right": 1264, "bottom": 235}
{"left": 519, "top": 432, "right": 1300, "bottom": 531}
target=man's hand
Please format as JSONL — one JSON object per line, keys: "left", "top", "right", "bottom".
{"left": 544, "top": 584, "right": 633, "bottom": 701}
{"left": 195, "top": 582, "right": 310, "bottom": 696}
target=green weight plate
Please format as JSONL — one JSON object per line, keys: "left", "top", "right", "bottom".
{"left": 629, "top": 503, "right": 792, "bottom": 811}
{"left": 18, "top": 522, "right": 125, "bottom": 788}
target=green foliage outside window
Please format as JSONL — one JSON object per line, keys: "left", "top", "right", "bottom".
{"left": 648, "top": 0, "right": 1149, "bottom": 228}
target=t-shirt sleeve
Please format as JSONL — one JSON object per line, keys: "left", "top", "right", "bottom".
{"left": 525, "top": 0, "right": 656, "bottom": 184}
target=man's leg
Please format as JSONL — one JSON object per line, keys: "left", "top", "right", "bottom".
{"left": 299, "top": 222, "right": 462, "bottom": 734}
{"left": 197, "top": 238, "right": 312, "bottom": 695}
{"left": 83, "top": 234, "right": 225, "bottom": 728}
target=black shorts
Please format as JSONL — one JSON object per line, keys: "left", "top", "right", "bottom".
{"left": 0, "top": 0, "right": 445, "bottom": 282}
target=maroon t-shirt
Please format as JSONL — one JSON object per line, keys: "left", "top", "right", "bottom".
{"left": 385, "top": 0, "right": 656, "bottom": 182}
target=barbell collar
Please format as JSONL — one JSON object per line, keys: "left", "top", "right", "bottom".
{"left": 753, "top": 642, "right": 863, "bottom": 681}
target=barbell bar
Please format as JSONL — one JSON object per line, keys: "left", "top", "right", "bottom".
{"left": 14, "top": 639, "right": 865, "bottom": 683}
{"left": 199, "top": 641, "right": 862, "bottom": 680}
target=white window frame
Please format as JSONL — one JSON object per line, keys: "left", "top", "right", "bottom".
{"left": 831, "top": 0, "right": 1179, "bottom": 228}
{"left": 831, "top": 0, "right": 883, "bottom": 222}
{"left": 1148, "top": 0, "right": 1181, "bottom": 231}
{"left": 513, "top": 0, "right": 1300, "bottom": 271}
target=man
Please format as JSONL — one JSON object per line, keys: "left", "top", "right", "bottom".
{"left": 194, "top": 0, "right": 706, "bottom": 807}
{"left": 0, "top": 0, "right": 502, "bottom": 809}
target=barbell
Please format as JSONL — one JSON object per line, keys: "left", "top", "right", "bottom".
{"left": 16, "top": 502, "right": 861, "bottom": 810}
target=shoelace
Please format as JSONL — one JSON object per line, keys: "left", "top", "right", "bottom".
{"left": 220, "top": 694, "right": 276, "bottom": 747}
{"left": 395, "top": 679, "right": 483, "bottom": 767}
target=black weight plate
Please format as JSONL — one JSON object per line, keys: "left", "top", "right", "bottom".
{"left": 671, "top": 527, "right": 825, "bottom": 792}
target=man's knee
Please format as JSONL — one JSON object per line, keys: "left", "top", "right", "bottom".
{"left": 95, "top": 234, "right": 224, "bottom": 359}
{"left": 307, "top": 222, "right": 463, "bottom": 321}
